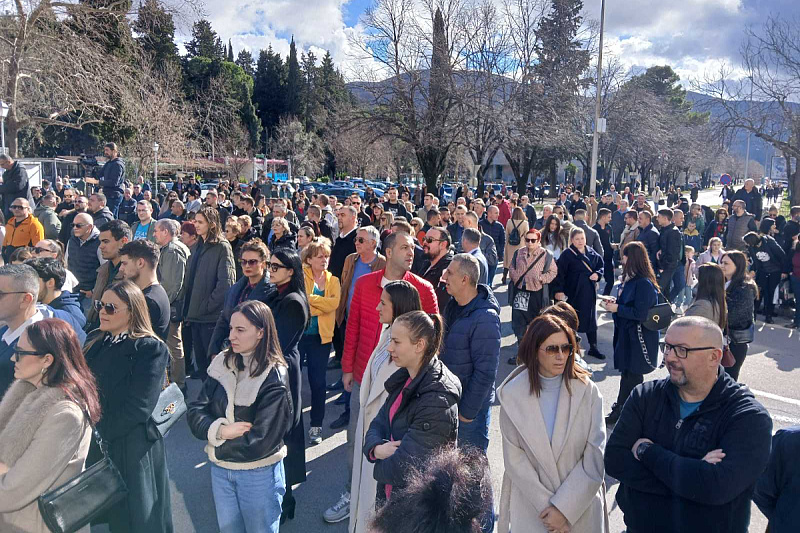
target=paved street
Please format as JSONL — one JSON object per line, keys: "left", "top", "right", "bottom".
{"left": 107, "top": 186, "right": 795, "bottom": 533}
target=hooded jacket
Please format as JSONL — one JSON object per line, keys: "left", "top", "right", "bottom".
{"left": 363, "top": 358, "right": 461, "bottom": 496}
{"left": 440, "top": 284, "right": 501, "bottom": 420}
{"left": 749, "top": 234, "right": 786, "bottom": 275}
{"left": 90, "top": 206, "right": 114, "bottom": 230}
{"left": 39, "top": 291, "right": 87, "bottom": 344}
{"left": 605, "top": 368, "right": 772, "bottom": 533}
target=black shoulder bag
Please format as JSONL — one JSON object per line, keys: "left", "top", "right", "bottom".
{"left": 644, "top": 287, "right": 675, "bottom": 331}
{"left": 38, "top": 407, "right": 128, "bottom": 533}
{"left": 510, "top": 250, "right": 547, "bottom": 312}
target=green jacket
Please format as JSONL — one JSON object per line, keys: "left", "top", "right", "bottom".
{"left": 33, "top": 205, "right": 61, "bottom": 241}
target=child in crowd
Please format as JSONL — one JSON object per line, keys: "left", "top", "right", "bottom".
{"left": 676, "top": 245, "right": 697, "bottom": 309}
{"left": 684, "top": 220, "right": 703, "bottom": 252}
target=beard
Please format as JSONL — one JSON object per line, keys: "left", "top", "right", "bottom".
{"left": 667, "top": 364, "right": 688, "bottom": 387}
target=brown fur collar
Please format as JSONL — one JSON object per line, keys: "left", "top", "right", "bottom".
{"left": 0, "top": 380, "right": 71, "bottom": 467}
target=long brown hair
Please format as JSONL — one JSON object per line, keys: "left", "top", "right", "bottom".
{"left": 197, "top": 206, "right": 223, "bottom": 244}
{"left": 541, "top": 215, "right": 565, "bottom": 249}
{"left": 695, "top": 264, "right": 728, "bottom": 329}
{"left": 518, "top": 315, "right": 590, "bottom": 396}
{"left": 511, "top": 207, "right": 526, "bottom": 221}
{"left": 223, "top": 300, "right": 286, "bottom": 377}
{"left": 84, "top": 280, "right": 158, "bottom": 352}
{"left": 622, "top": 241, "right": 658, "bottom": 288}
{"left": 384, "top": 280, "right": 422, "bottom": 323}
{"left": 723, "top": 250, "right": 759, "bottom": 299}
{"left": 31, "top": 318, "right": 102, "bottom": 424}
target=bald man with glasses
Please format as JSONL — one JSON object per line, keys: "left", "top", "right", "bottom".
{"left": 606, "top": 316, "right": 772, "bottom": 533}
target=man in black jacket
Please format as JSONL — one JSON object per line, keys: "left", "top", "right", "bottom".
{"left": 0, "top": 154, "right": 34, "bottom": 220}
{"left": 744, "top": 219, "right": 786, "bottom": 324}
{"left": 606, "top": 317, "right": 772, "bottom": 533}
{"left": 655, "top": 208, "right": 682, "bottom": 296}
{"left": 733, "top": 179, "right": 763, "bottom": 221}
{"left": 635, "top": 211, "right": 660, "bottom": 269}
{"left": 329, "top": 206, "right": 357, "bottom": 280}
{"left": 419, "top": 227, "right": 453, "bottom": 309}
{"left": 593, "top": 208, "right": 615, "bottom": 295}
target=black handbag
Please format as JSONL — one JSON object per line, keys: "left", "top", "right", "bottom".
{"left": 728, "top": 323, "right": 755, "bottom": 345}
{"left": 38, "top": 410, "right": 128, "bottom": 533}
{"left": 147, "top": 382, "right": 187, "bottom": 442}
{"left": 644, "top": 291, "right": 674, "bottom": 331}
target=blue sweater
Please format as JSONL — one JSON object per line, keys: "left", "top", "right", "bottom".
{"left": 754, "top": 426, "right": 800, "bottom": 533}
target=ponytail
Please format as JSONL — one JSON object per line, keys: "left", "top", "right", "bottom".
{"left": 394, "top": 311, "right": 444, "bottom": 367}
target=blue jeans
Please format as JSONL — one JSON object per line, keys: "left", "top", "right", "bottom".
{"left": 457, "top": 399, "right": 494, "bottom": 533}
{"left": 105, "top": 192, "right": 123, "bottom": 217}
{"left": 487, "top": 264, "right": 498, "bottom": 286}
{"left": 792, "top": 275, "right": 800, "bottom": 325}
{"left": 668, "top": 265, "right": 686, "bottom": 303}
{"left": 674, "top": 284, "right": 694, "bottom": 307}
{"left": 299, "top": 334, "right": 331, "bottom": 427}
{"left": 211, "top": 461, "right": 285, "bottom": 533}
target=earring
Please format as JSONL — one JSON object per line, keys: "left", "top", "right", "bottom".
{"left": 41, "top": 367, "right": 46, "bottom": 375}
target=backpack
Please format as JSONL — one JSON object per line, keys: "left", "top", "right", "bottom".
{"left": 508, "top": 221, "right": 522, "bottom": 246}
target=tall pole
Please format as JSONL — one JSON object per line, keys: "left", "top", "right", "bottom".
{"left": 589, "top": 0, "right": 606, "bottom": 196}
{"left": 0, "top": 116, "right": 5, "bottom": 155}
{"left": 743, "top": 78, "right": 753, "bottom": 183}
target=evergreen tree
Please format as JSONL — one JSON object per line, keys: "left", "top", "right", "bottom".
{"left": 76, "top": 0, "right": 134, "bottom": 56}
{"left": 132, "top": 0, "right": 180, "bottom": 70}
{"left": 235, "top": 50, "right": 256, "bottom": 78}
{"left": 301, "top": 51, "right": 318, "bottom": 132}
{"left": 534, "top": 0, "right": 590, "bottom": 96}
{"left": 285, "top": 36, "right": 301, "bottom": 117}
{"left": 227, "top": 39, "right": 234, "bottom": 62}
{"left": 253, "top": 47, "right": 287, "bottom": 139}
{"left": 186, "top": 19, "right": 222, "bottom": 59}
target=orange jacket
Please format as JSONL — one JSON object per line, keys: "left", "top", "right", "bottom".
{"left": 3, "top": 215, "right": 44, "bottom": 249}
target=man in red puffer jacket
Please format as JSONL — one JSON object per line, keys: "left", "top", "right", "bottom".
{"left": 323, "top": 231, "right": 438, "bottom": 524}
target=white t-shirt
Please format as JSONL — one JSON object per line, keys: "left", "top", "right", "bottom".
{"left": 62, "top": 270, "right": 80, "bottom": 292}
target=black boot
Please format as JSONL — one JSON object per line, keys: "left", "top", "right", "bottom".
{"left": 605, "top": 403, "right": 622, "bottom": 425}
{"left": 587, "top": 345, "right": 606, "bottom": 360}
{"left": 281, "top": 491, "right": 296, "bottom": 524}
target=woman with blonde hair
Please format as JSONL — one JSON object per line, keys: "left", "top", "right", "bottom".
{"left": 503, "top": 207, "right": 529, "bottom": 284}
{"left": 300, "top": 238, "right": 341, "bottom": 445}
{"left": 498, "top": 314, "right": 606, "bottom": 533}
{"left": 84, "top": 280, "right": 173, "bottom": 532}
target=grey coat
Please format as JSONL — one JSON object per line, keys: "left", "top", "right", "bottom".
{"left": 573, "top": 220, "right": 604, "bottom": 257}
{"left": 684, "top": 297, "right": 723, "bottom": 329}
{"left": 33, "top": 205, "right": 62, "bottom": 240}
{"left": 183, "top": 239, "right": 236, "bottom": 323}
{"left": 157, "top": 238, "right": 190, "bottom": 317}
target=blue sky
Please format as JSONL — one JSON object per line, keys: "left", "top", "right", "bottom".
{"left": 187, "top": 0, "right": 800, "bottom": 83}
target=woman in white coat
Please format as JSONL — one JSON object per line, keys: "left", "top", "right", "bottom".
{"left": 498, "top": 314, "right": 608, "bottom": 533}
{"left": 349, "top": 280, "right": 422, "bottom": 533}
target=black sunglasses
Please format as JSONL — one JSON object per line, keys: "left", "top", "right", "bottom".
{"left": 240, "top": 258, "right": 263, "bottom": 267}
{"left": 542, "top": 343, "right": 573, "bottom": 356}
{"left": 525, "top": 238, "right": 540, "bottom": 243}
{"left": 424, "top": 236, "right": 445, "bottom": 243}
{"left": 94, "top": 300, "right": 127, "bottom": 315}
{"left": 12, "top": 349, "right": 46, "bottom": 362}
{"left": 267, "top": 262, "right": 289, "bottom": 273}
{"left": 356, "top": 237, "right": 372, "bottom": 244}
{"left": 72, "top": 223, "right": 88, "bottom": 229}
{"left": 33, "top": 246, "right": 56, "bottom": 254}
{"left": 10, "top": 205, "right": 25, "bottom": 210}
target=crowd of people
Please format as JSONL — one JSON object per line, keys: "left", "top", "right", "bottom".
{"left": 0, "top": 144, "right": 798, "bottom": 533}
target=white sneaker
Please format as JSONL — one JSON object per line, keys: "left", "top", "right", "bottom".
{"left": 323, "top": 491, "right": 350, "bottom": 523}
{"left": 309, "top": 426, "right": 323, "bottom": 445}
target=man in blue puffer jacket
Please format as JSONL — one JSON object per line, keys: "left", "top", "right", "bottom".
{"left": 26, "top": 258, "right": 87, "bottom": 345}
{"left": 440, "top": 253, "right": 501, "bottom": 453}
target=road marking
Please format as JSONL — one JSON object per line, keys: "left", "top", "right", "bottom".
{"left": 770, "top": 414, "right": 800, "bottom": 425}
{"left": 751, "top": 389, "right": 800, "bottom": 407}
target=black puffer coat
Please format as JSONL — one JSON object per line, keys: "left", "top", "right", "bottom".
{"left": 726, "top": 280, "right": 757, "bottom": 331}
{"left": 364, "top": 357, "right": 461, "bottom": 497}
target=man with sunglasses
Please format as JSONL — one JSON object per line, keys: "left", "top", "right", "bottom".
{"left": 420, "top": 227, "right": 453, "bottom": 308}
{"left": 2, "top": 199, "right": 44, "bottom": 263}
{"left": 65, "top": 213, "right": 103, "bottom": 313}
{"left": 55, "top": 187, "right": 76, "bottom": 216}
{"left": 58, "top": 194, "right": 88, "bottom": 247}
{"left": 0, "top": 264, "right": 44, "bottom": 395}
{"left": 606, "top": 316, "right": 772, "bottom": 533}
{"left": 350, "top": 194, "right": 371, "bottom": 227}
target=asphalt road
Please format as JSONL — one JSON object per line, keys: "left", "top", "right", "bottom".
{"left": 97, "top": 186, "right": 796, "bottom": 533}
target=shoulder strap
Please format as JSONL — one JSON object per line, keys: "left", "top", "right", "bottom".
{"left": 515, "top": 250, "right": 546, "bottom": 289}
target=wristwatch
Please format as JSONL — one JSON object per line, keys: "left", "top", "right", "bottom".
{"left": 636, "top": 441, "right": 653, "bottom": 460}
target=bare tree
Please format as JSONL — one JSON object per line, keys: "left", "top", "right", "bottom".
{"left": 696, "top": 16, "right": 800, "bottom": 201}
{"left": 275, "top": 116, "right": 325, "bottom": 177}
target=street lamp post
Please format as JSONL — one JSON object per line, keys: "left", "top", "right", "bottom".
{"left": 152, "top": 142, "right": 159, "bottom": 192}
{"left": 0, "top": 100, "right": 9, "bottom": 156}
{"left": 589, "top": 0, "right": 606, "bottom": 196}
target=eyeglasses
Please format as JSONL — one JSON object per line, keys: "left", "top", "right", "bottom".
{"left": 380, "top": 217, "right": 387, "bottom": 222}
{"left": 12, "top": 349, "right": 46, "bottom": 362}
{"left": 267, "top": 262, "right": 289, "bottom": 273}
{"left": 0, "top": 291, "right": 28, "bottom": 298}
{"left": 660, "top": 341, "right": 717, "bottom": 359}
{"left": 72, "top": 223, "right": 88, "bottom": 229}
{"left": 33, "top": 246, "right": 56, "bottom": 254}
{"left": 240, "top": 258, "right": 263, "bottom": 267}
{"left": 525, "top": 238, "right": 540, "bottom": 243}
{"left": 542, "top": 343, "right": 573, "bottom": 356}
{"left": 356, "top": 237, "right": 372, "bottom": 244}
{"left": 10, "top": 205, "right": 25, "bottom": 210}
{"left": 424, "top": 236, "right": 445, "bottom": 243}
{"left": 94, "top": 301, "right": 127, "bottom": 315}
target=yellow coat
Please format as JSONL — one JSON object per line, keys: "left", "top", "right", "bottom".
{"left": 303, "top": 266, "right": 341, "bottom": 344}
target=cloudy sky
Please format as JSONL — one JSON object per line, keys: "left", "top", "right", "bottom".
{"left": 182, "top": 0, "right": 799, "bottom": 84}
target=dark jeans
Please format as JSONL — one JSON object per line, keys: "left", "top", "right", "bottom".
{"left": 487, "top": 264, "right": 498, "bottom": 286}
{"left": 105, "top": 191, "right": 123, "bottom": 218}
{"left": 615, "top": 372, "right": 644, "bottom": 408}
{"left": 668, "top": 264, "right": 686, "bottom": 302}
{"left": 602, "top": 258, "right": 615, "bottom": 296}
{"left": 332, "top": 317, "right": 347, "bottom": 362}
{"left": 658, "top": 266, "right": 676, "bottom": 296}
{"left": 756, "top": 271, "right": 782, "bottom": 319}
{"left": 299, "top": 334, "right": 331, "bottom": 427}
{"left": 188, "top": 322, "right": 215, "bottom": 380}
{"left": 791, "top": 275, "right": 800, "bottom": 325}
{"left": 726, "top": 343, "right": 749, "bottom": 381}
